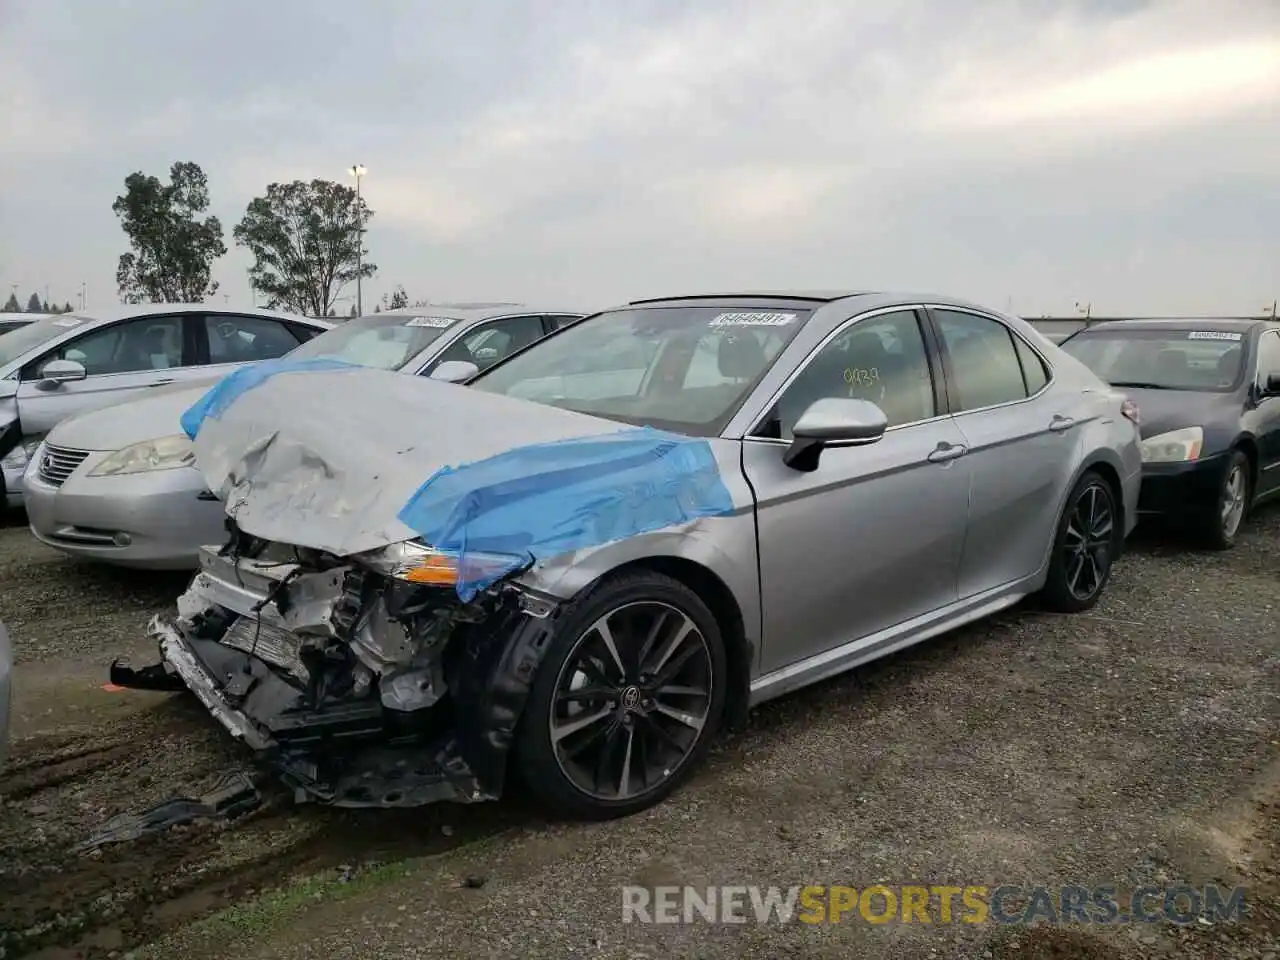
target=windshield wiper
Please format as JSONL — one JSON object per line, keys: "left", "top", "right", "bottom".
{"left": 1106, "top": 381, "right": 1170, "bottom": 389}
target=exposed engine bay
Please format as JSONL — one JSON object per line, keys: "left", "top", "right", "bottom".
{"left": 112, "top": 521, "right": 561, "bottom": 808}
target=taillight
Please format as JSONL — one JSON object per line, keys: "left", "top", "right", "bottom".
{"left": 1121, "top": 398, "right": 1140, "bottom": 424}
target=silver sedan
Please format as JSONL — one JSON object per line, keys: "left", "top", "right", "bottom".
{"left": 115, "top": 291, "right": 1142, "bottom": 820}
{"left": 1, "top": 304, "right": 330, "bottom": 509}
{"left": 23, "top": 305, "right": 584, "bottom": 569}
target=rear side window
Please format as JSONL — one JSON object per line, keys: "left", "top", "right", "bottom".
{"left": 933, "top": 310, "right": 1029, "bottom": 411}
{"left": 1013, "top": 336, "right": 1050, "bottom": 394}
{"left": 204, "top": 315, "right": 301, "bottom": 364}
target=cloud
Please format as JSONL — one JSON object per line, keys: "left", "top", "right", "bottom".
{"left": 0, "top": 0, "right": 1277, "bottom": 315}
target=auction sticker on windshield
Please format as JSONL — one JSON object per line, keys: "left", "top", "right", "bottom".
{"left": 709, "top": 312, "right": 798, "bottom": 327}
{"left": 405, "top": 316, "right": 458, "bottom": 328}
{"left": 1187, "top": 331, "right": 1243, "bottom": 341}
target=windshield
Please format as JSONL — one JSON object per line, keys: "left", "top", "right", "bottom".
{"left": 1060, "top": 327, "right": 1247, "bottom": 392}
{"left": 287, "top": 313, "right": 462, "bottom": 370}
{"left": 0, "top": 314, "right": 92, "bottom": 369}
{"left": 471, "top": 305, "right": 810, "bottom": 435}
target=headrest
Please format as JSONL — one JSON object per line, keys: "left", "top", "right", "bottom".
{"left": 718, "top": 333, "right": 766, "bottom": 379}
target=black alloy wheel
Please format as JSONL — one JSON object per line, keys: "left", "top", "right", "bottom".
{"left": 515, "top": 571, "right": 726, "bottom": 819}
{"left": 1040, "top": 470, "right": 1118, "bottom": 613}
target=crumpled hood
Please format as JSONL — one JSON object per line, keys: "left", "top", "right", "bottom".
{"left": 191, "top": 366, "right": 630, "bottom": 556}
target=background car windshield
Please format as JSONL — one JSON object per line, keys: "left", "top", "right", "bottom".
{"left": 471, "top": 305, "right": 810, "bottom": 434}
{"left": 0, "top": 314, "right": 89, "bottom": 369}
{"left": 1060, "top": 328, "right": 1247, "bottom": 392}
{"left": 287, "top": 314, "right": 458, "bottom": 370}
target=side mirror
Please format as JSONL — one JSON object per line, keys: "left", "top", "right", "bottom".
{"left": 429, "top": 359, "right": 479, "bottom": 383}
{"left": 783, "top": 397, "right": 888, "bottom": 471}
{"left": 36, "top": 358, "right": 87, "bottom": 391}
{"left": 0, "top": 379, "right": 17, "bottom": 400}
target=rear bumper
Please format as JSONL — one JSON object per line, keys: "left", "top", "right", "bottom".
{"left": 1137, "top": 454, "right": 1228, "bottom": 518}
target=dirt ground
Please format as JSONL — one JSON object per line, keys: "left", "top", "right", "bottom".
{"left": 1, "top": 507, "right": 1277, "bottom": 960}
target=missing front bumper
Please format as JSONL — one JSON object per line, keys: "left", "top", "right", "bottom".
{"left": 113, "top": 577, "right": 560, "bottom": 809}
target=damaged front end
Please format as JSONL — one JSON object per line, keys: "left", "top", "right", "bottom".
{"left": 113, "top": 525, "right": 559, "bottom": 808}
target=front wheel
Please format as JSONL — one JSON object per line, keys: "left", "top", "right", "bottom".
{"left": 1039, "top": 470, "right": 1119, "bottom": 613}
{"left": 1191, "top": 449, "right": 1250, "bottom": 551}
{"left": 514, "top": 570, "right": 727, "bottom": 820}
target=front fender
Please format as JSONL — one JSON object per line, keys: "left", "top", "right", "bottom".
{"left": 515, "top": 515, "right": 762, "bottom": 664}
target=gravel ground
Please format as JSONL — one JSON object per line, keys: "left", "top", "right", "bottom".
{"left": 0, "top": 506, "right": 1277, "bottom": 960}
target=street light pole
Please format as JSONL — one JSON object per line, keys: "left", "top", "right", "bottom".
{"left": 348, "top": 164, "right": 367, "bottom": 316}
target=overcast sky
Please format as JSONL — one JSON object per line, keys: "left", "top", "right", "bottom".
{"left": 1, "top": 0, "right": 1276, "bottom": 317}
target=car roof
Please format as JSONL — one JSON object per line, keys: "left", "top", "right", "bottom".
{"left": 1076, "top": 317, "right": 1264, "bottom": 334}
{"left": 619, "top": 290, "right": 1023, "bottom": 318}
{"left": 66, "top": 302, "right": 323, "bottom": 325}
{"left": 368, "top": 303, "right": 589, "bottom": 321}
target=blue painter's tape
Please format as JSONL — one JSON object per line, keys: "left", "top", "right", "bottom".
{"left": 181, "top": 357, "right": 361, "bottom": 439}
{"left": 396, "top": 427, "right": 735, "bottom": 601}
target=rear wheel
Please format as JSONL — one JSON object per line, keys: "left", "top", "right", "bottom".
{"left": 515, "top": 571, "right": 727, "bottom": 820}
{"left": 1191, "top": 448, "right": 1250, "bottom": 551}
{"left": 1039, "top": 470, "right": 1119, "bottom": 613}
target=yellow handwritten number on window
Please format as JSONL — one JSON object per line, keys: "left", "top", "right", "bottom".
{"left": 843, "top": 367, "right": 879, "bottom": 396}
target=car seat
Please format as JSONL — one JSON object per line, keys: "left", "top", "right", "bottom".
{"left": 1216, "top": 348, "right": 1241, "bottom": 384}
{"left": 1154, "top": 349, "right": 1189, "bottom": 385}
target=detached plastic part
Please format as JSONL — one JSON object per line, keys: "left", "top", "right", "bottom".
{"left": 79, "top": 770, "right": 262, "bottom": 850}
{"left": 108, "top": 657, "right": 188, "bottom": 691}
{"left": 397, "top": 427, "right": 736, "bottom": 601}
{"left": 181, "top": 357, "right": 362, "bottom": 439}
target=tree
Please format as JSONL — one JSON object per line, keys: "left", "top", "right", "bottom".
{"left": 62, "top": 302, "right": 73, "bottom": 313}
{"left": 2, "top": 292, "right": 19, "bottom": 312}
{"left": 113, "top": 161, "right": 226, "bottom": 303}
{"left": 348, "top": 303, "right": 358, "bottom": 317}
{"left": 388, "top": 285, "right": 409, "bottom": 309}
{"left": 25, "top": 293, "right": 42, "bottom": 312}
{"left": 233, "top": 178, "right": 376, "bottom": 317}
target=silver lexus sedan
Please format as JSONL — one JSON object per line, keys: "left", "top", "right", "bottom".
{"left": 113, "top": 292, "right": 1142, "bottom": 820}
{"left": 24, "top": 304, "right": 584, "bottom": 569}
{"left": 1, "top": 304, "right": 329, "bottom": 509}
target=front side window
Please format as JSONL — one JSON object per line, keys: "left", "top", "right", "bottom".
{"left": 756, "top": 310, "right": 936, "bottom": 439}
{"left": 1059, "top": 326, "right": 1248, "bottom": 393}
{"left": 472, "top": 305, "right": 810, "bottom": 435}
{"left": 1255, "top": 330, "right": 1280, "bottom": 391}
{"left": 204, "top": 315, "right": 302, "bottom": 364}
{"left": 429, "top": 315, "right": 547, "bottom": 373}
{"left": 933, "top": 310, "right": 1029, "bottom": 411}
{"left": 23, "top": 315, "right": 185, "bottom": 378}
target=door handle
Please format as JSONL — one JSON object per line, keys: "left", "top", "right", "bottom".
{"left": 148, "top": 378, "right": 176, "bottom": 386}
{"left": 1048, "top": 415, "right": 1076, "bottom": 432}
{"left": 927, "top": 441, "right": 968, "bottom": 463}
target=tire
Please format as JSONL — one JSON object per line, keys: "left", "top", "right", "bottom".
{"left": 1191, "top": 448, "right": 1250, "bottom": 551}
{"left": 1038, "top": 469, "right": 1120, "bottom": 613}
{"left": 514, "top": 570, "right": 728, "bottom": 820}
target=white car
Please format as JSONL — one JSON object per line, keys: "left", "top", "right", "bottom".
{"left": 24, "top": 304, "right": 585, "bottom": 569}
{"left": 0, "top": 304, "right": 331, "bottom": 508}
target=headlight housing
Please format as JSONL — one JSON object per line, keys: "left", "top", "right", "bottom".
{"left": 1139, "top": 426, "right": 1203, "bottom": 463}
{"left": 358, "top": 540, "right": 525, "bottom": 589}
{"left": 89, "top": 434, "right": 196, "bottom": 477}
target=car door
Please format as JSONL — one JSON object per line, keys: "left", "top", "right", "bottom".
{"left": 927, "top": 307, "right": 1081, "bottom": 599}
{"left": 15, "top": 313, "right": 190, "bottom": 436}
{"left": 741, "top": 308, "right": 972, "bottom": 675}
{"left": 198, "top": 312, "right": 313, "bottom": 379}
{"left": 1251, "top": 328, "right": 1280, "bottom": 496}
{"left": 420, "top": 314, "right": 550, "bottom": 376}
